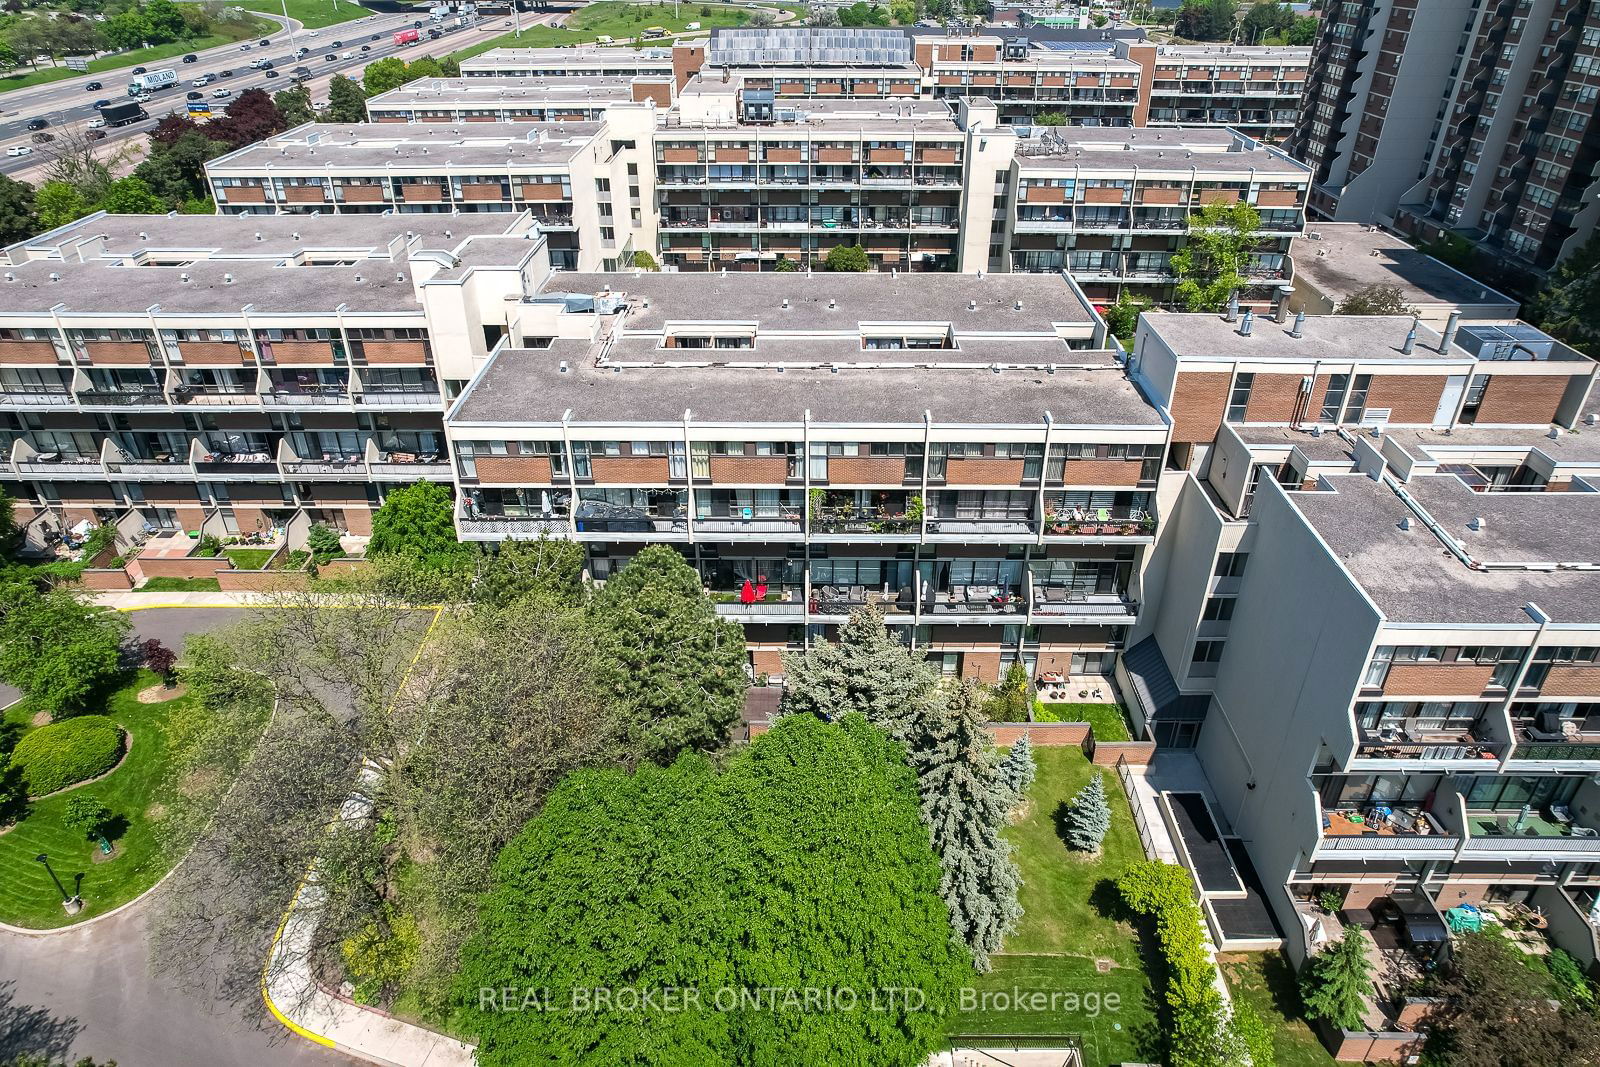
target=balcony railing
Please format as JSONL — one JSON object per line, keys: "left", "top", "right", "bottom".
{"left": 1319, "top": 807, "right": 1459, "bottom": 850}
{"left": 357, "top": 387, "right": 439, "bottom": 407}
{"left": 1464, "top": 811, "right": 1600, "bottom": 850}
{"left": 17, "top": 454, "right": 104, "bottom": 475}
{"left": 173, "top": 386, "right": 261, "bottom": 405}
{"left": 1029, "top": 588, "right": 1137, "bottom": 618}
{"left": 109, "top": 458, "right": 191, "bottom": 476}
{"left": 263, "top": 387, "right": 349, "bottom": 406}
{"left": 0, "top": 390, "right": 74, "bottom": 407}
{"left": 370, "top": 460, "right": 452, "bottom": 478}
{"left": 1355, "top": 736, "right": 1498, "bottom": 761}
{"left": 458, "top": 514, "right": 567, "bottom": 538}
{"left": 1043, "top": 510, "right": 1155, "bottom": 537}
{"left": 78, "top": 389, "right": 167, "bottom": 406}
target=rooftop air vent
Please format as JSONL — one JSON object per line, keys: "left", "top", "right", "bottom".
{"left": 1013, "top": 299, "right": 1022, "bottom": 311}
{"left": 1399, "top": 515, "right": 1412, "bottom": 531}
{"left": 2, "top": 273, "right": 12, "bottom": 283}
{"left": 1238, "top": 309, "right": 1253, "bottom": 336}
{"left": 968, "top": 299, "right": 977, "bottom": 311}
{"left": 1290, "top": 310, "right": 1305, "bottom": 338}
{"left": 781, "top": 297, "right": 789, "bottom": 309}
{"left": 1401, "top": 323, "right": 1417, "bottom": 354}
{"left": 224, "top": 273, "right": 234, "bottom": 284}
{"left": 395, "top": 272, "right": 405, "bottom": 283}
{"left": 828, "top": 298, "right": 836, "bottom": 309}
{"left": 559, "top": 361, "right": 570, "bottom": 373}
{"left": 47, "top": 272, "right": 59, "bottom": 282}
{"left": 137, "top": 231, "right": 147, "bottom": 240}
{"left": 354, "top": 273, "right": 363, "bottom": 283}
{"left": 1469, "top": 516, "right": 1486, "bottom": 532}
{"left": 254, "top": 231, "right": 262, "bottom": 241}
{"left": 179, "top": 272, "right": 189, "bottom": 283}
{"left": 1224, "top": 292, "right": 1239, "bottom": 323}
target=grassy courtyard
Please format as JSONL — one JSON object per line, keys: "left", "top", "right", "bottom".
{"left": 236, "top": 0, "right": 371, "bottom": 30}
{"left": 0, "top": 673, "right": 193, "bottom": 928}
{"left": 450, "top": 1, "right": 802, "bottom": 63}
{"left": 1220, "top": 952, "right": 1336, "bottom": 1067}
{"left": 1034, "top": 701, "right": 1133, "bottom": 740}
{"left": 955, "top": 745, "right": 1158, "bottom": 1066}
{"left": 224, "top": 548, "right": 276, "bottom": 571}
{"left": 139, "top": 577, "right": 222, "bottom": 592}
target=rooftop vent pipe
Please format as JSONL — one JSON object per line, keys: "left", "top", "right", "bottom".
{"left": 1224, "top": 292, "right": 1238, "bottom": 323}
{"left": 1290, "top": 310, "right": 1305, "bottom": 338}
{"left": 1469, "top": 516, "right": 1485, "bottom": 532}
{"left": 1401, "top": 322, "right": 1417, "bottom": 354}
{"left": 559, "top": 361, "right": 569, "bottom": 373}
{"left": 1438, "top": 310, "right": 1461, "bottom": 353}
{"left": 1238, "top": 308, "right": 1253, "bottom": 336}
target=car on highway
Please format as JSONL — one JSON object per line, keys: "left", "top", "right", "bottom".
{"left": 131, "top": 66, "right": 146, "bottom": 74}
{"left": 294, "top": 47, "right": 309, "bottom": 57}
{"left": 371, "top": 33, "right": 380, "bottom": 40}
{"left": 324, "top": 53, "right": 336, "bottom": 61}
{"left": 93, "top": 98, "right": 110, "bottom": 108}
{"left": 220, "top": 68, "right": 233, "bottom": 77}
{"left": 212, "top": 88, "right": 232, "bottom": 99}
{"left": 182, "top": 53, "right": 198, "bottom": 63}
{"left": 412, "top": 20, "right": 422, "bottom": 27}
{"left": 307, "top": 30, "right": 318, "bottom": 37}
{"left": 259, "top": 38, "right": 270, "bottom": 47}
{"left": 192, "top": 74, "right": 213, "bottom": 86}
{"left": 331, "top": 40, "right": 342, "bottom": 47}
{"left": 186, "top": 90, "right": 203, "bottom": 100}
{"left": 30, "top": 132, "right": 51, "bottom": 143}
{"left": 87, "top": 129, "right": 106, "bottom": 140}
{"left": 25, "top": 118, "right": 47, "bottom": 130}
{"left": 84, "top": 80, "right": 102, "bottom": 91}
{"left": 6, "top": 146, "right": 31, "bottom": 157}
{"left": 265, "top": 70, "right": 280, "bottom": 78}
{"left": 88, "top": 116, "right": 106, "bottom": 128}
{"left": 360, "top": 43, "right": 371, "bottom": 51}
{"left": 240, "top": 42, "right": 251, "bottom": 50}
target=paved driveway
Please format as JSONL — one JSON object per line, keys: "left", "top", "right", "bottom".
{"left": 1, "top": 608, "right": 351, "bottom": 1067}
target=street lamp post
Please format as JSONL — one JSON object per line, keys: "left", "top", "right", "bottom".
{"left": 35, "top": 854, "right": 81, "bottom": 915}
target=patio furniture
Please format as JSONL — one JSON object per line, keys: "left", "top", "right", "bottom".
{"left": 1495, "top": 815, "right": 1512, "bottom": 836}
{"left": 1551, "top": 804, "right": 1574, "bottom": 826}
{"left": 1446, "top": 906, "right": 1483, "bottom": 934}
{"left": 1574, "top": 827, "right": 1598, "bottom": 838}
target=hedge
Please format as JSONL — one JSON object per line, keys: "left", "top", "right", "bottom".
{"left": 1118, "top": 859, "right": 1232, "bottom": 1066}
{"left": 11, "top": 715, "right": 125, "bottom": 796}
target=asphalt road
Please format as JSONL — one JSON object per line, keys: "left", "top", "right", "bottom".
{"left": 0, "top": 606, "right": 357, "bottom": 1067}
{"left": 0, "top": 5, "right": 560, "bottom": 179}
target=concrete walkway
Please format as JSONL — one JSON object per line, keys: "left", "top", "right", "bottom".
{"left": 96, "top": 591, "right": 272, "bottom": 609}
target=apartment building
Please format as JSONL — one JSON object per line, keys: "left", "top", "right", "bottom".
{"left": 1143, "top": 44, "right": 1308, "bottom": 140}
{"left": 452, "top": 29, "right": 1309, "bottom": 141}
{"left": 205, "top": 117, "right": 659, "bottom": 271}
{"left": 363, "top": 76, "right": 674, "bottom": 123}
{"left": 443, "top": 267, "right": 1170, "bottom": 685}
{"left": 1117, "top": 307, "right": 1600, "bottom": 1007}
{"left": 0, "top": 213, "right": 542, "bottom": 540}
{"left": 216, "top": 98, "right": 1309, "bottom": 289}
{"left": 652, "top": 94, "right": 982, "bottom": 272}
{"left": 1289, "top": 0, "right": 1600, "bottom": 275}
{"left": 1000, "top": 126, "right": 1308, "bottom": 302}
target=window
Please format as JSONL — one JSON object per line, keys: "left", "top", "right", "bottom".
{"left": 1320, "top": 374, "right": 1349, "bottom": 423}
{"left": 1343, "top": 374, "right": 1372, "bottom": 423}
{"left": 1191, "top": 641, "right": 1225, "bottom": 664}
{"left": 1202, "top": 596, "right": 1235, "bottom": 622}
{"left": 1213, "top": 552, "right": 1248, "bottom": 578}
{"left": 1226, "top": 373, "right": 1254, "bottom": 421}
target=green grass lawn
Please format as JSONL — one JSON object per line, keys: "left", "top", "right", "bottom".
{"left": 956, "top": 746, "right": 1159, "bottom": 1066}
{"left": 1220, "top": 952, "right": 1336, "bottom": 1067}
{"left": 224, "top": 548, "right": 275, "bottom": 571}
{"left": 0, "top": 673, "right": 193, "bottom": 928}
{"left": 236, "top": 0, "right": 370, "bottom": 30}
{"left": 449, "top": 1, "right": 801, "bottom": 63}
{"left": 139, "top": 577, "right": 223, "bottom": 592}
{"left": 0, "top": 65, "right": 78, "bottom": 94}
{"left": 1035, "top": 702, "right": 1133, "bottom": 741}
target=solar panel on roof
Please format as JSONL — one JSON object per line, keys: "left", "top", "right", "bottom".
{"left": 706, "top": 27, "right": 911, "bottom": 67}
{"left": 1032, "top": 40, "right": 1118, "bottom": 52}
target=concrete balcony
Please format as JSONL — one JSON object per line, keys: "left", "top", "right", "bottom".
{"left": 370, "top": 461, "right": 452, "bottom": 480}
{"left": 261, "top": 387, "right": 351, "bottom": 407}
{"left": 282, "top": 460, "right": 368, "bottom": 479}
{"left": 356, "top": 388, "right": 440, "bottom": 408}
{"left": 457, "top": 514, "right": 568, "bottom": 540}
{"left": 1028, "top": 589, "right": 1139, "bottom": 624}
{"left": 107, "top": 459, "right": 193, "bottom": 478}
{"left": 1462, "top": 809, "right": 1600, "bottom": 857}
{"left": 15, "top": 456, "right": 106, "bottom": 478}
{"left": 1315, "top": 806, "right": 1462, "bottom": 857}
{"left": 77, "top": 389, "right": 169, "bottom": 409}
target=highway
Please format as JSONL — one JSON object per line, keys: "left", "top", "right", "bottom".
{"left": 0, "top": 4, "right": 564, "bottom": 180}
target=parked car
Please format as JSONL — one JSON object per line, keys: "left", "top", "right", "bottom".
{"left": 182, "top": 53, "right": 197, "bottom": 63}
{"left": 84, "top": 80, "right": 102, "bottom": 91}
{"left": 25, "top": 118, "right": 47, "bottom": 130}
{"left": 6, "top": 146, "right": 31, "bottom": 157}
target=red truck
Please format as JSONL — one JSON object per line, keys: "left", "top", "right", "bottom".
{"left": 393, "top": 28, "right": 420, "bottom": 46}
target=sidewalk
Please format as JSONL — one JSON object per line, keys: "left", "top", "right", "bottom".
{"left": 98, "top": 590, "right": 271, "bottom": 609}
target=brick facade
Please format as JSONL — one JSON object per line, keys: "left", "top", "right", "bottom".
{"left": 1380, "top": 663, "right": 1496, "bottom": 697}
{"left": 1169, "top": 371, "right": 1232, "bottom": 442}
{"left": 591, "top": 456, "right": 672, "bottom": 482}
{"left": 1364, "top": 375, "right": 1446, "bottom": 425}
{"left": 1061, "top": 458, "right": 1144, "bottom": 487}
{"left": 945, "top": 457, "right": 1026, "bottom": 485}
{"left": 1244, "top": 372, "right": 1326, "bottom": 423}
{"left": 1471, "top": 373, "right": 1571, "bottom": 426}
{"left": 826, "top": 456, "right": 907, "bottom": 484}
{"left": 1541, "top": 665, "right": 1600, "bottom": 699}
{"left": 474, "top": 455, "right": 553, "bottom": 483}
{"left": 709, "top": 456, "right": 790, "bottom": 483}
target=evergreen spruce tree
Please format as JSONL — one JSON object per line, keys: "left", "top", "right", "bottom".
{"left": 1301, "top": 929, "right": 1374, "bottom": 1031}
{"left": 779, "top": 607, "right": 939, "bottom": 742}
{"left": 1061, "top": 772, "right": 1112, "bottom": 853}
{"left": 994, "top": 732, "right": 1036, "bottom": 807}
{"left": 912, "top": 682, "right": 1022, "bottom": 972}
{"left": 591, "top": 545, "right": 748, "bottom": 762}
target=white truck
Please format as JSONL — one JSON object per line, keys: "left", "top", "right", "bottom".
{"left": 127, "top": 68, "right": 177, "bottom": 96}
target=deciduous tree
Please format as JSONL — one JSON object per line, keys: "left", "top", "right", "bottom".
{"left": 0, "top": 174, "right": 37, "bottom": 245}
{"left": 824, "top": 243, "right": 871, "bottom": 271}
{"left": 34, "top": 181, "right": 90, "bottom": 231}
{"left": 326, "top": 75, "right": 368, "bottom": 124}
{"left": 1335, "top": 283, "right": 1418, "bottom": 317}
{"left": 97, "top": 176, "right": 165, "bottom": 214}
{"left": 367, "top": 481, "right": 462, "bottom": 562}
{"left": 1170, "top": 198, "right": 1261, "bottom": 311}
{"left": 1530, "top": 232, "right": 1600, "bottom": 357}
{"left": 0, "top": 580, "right": 129, "bottom": 717}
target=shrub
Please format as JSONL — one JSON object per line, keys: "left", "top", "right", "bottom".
{"left": 194, "top": 534, "right": 222, "bottom": 558}
{"left": 306, "top": 522, "right": 342, "bottom": 562}
{"left": 139, "top": 637, "right": 178, "bottom": 684}
{"left": 11, "top": 714, "right": 124, "bottom": 796}
{"left": 1119, "top": 860, "right": 1235, "bottom": 1066}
